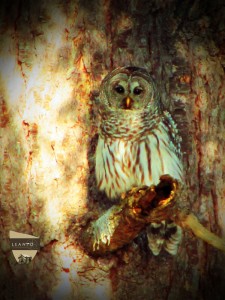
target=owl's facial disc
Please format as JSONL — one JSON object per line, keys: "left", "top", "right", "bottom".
{"left": 113, "top": 83, "right": 133, "bottom": 109}
{"left": 105, "top": 71, "right": 155, "bottom": 110}
{"left": 107, "top": 78, "right": 133, "bottom": 110}
{"left": 112, "top": 80, "right": 145, "bottom": 110}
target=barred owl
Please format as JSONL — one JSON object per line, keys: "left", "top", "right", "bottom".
{"left": 95, "top": 66, "right": 183, "bottom": 255}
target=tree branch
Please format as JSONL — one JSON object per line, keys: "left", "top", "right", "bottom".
{"left": 79, "top": 175, "right": 225, "bottom": 256}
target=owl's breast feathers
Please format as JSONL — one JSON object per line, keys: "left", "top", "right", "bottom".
{"left": 95, "top": 109, "right": 183, "bottom": 199}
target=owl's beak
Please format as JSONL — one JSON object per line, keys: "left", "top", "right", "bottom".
{"left": 124, "top": 97, "right": 132, "bottom": 109}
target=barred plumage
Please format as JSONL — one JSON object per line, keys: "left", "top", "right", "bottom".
{"left": 96, "top": 113, "right": 182, "bottom": 198}
{"left": 95, "top": 66, "right": 183, "bottom": 255}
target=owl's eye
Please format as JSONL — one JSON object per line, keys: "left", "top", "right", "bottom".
{"left": 133, "top": 87, "right": 143, "bottom": 95}
{"left": 114, "top": 85, "right": 125, "bottom": 94}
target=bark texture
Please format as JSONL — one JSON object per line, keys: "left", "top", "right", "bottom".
{"left": 0, "top": 0, "right": 225, "bottom": 299}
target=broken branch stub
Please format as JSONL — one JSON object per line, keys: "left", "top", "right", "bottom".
{"left": 80, "top": 175, "right": 179, "bottom": 256}
{"left": 79, "top": 175, "right": 225, "bottom": 256}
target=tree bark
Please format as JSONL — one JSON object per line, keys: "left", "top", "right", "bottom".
{"left": 0, "top": 0, "right": 225, "bottom": 299}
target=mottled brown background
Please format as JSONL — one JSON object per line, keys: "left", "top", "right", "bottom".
{"left": 0, "top": 0, "right": 225, "bottom": 299}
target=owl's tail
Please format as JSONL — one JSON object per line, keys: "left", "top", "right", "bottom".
{"left": 147, "top": 221, "right": 182, "bottom": 255}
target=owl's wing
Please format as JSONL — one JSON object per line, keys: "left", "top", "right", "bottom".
{"left": 162, "top": 111, "right": 182, "bottom": 158}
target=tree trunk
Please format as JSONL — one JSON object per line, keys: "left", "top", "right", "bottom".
{"left": 0, "top": 0, "right": 225, "bottom": 299}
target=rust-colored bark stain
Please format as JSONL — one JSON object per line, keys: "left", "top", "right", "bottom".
{"left": 0, "top": 99, "right": 10, "bottom": 127}
{"left": 62, "top": 267, "right": 70, "bottom": 273}
{"left": 179, "top": 75, "right": 191, "bottom": 84}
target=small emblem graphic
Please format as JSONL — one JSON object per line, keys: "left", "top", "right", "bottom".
{"left": 18, "top": 254, "right": 32, "bottom": 264}
{"left": 9, "top": 231, "right": 40, "bottom": 264}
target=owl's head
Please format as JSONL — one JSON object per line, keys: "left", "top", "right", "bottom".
{"left": 98, "top": 66, "right": 159, "bottom": 111}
